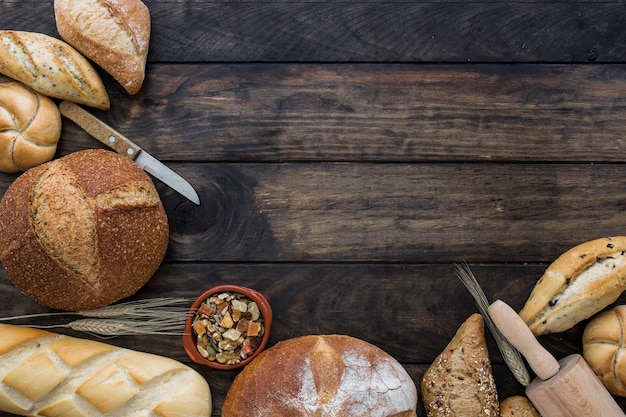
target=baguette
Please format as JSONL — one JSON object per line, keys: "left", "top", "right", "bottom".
{"left": 54, "top": 0, "right": 151, "bottom": 95}
{"left": 519, "top": 236, "right": 626, "bottom": 335}
{"left": 0, "top": 30, "right": 110, "bottom": 110}
{"left": 0, "top": 324, "right": 211, "bottom": 416}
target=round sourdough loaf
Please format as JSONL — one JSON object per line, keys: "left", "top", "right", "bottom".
{"left": 222, "top": 334, "right": 418, "bottom": 417}
{"left": 0, "top": 81, "right": 62, "bottom": 173}
{"left": 0, "top": 149, "right": 169, "bottom": 311}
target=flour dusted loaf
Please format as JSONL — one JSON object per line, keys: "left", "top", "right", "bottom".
{"left": 0, "top": 81, "right": 61, "bottom": 173}
{"left": 421, "top": 313, "right": 499, "bottom": 417}
{"left": 0, "top": 323, "right": 211, "bottom": 416}
{"left": 55, "top": 0, "right": 151, "bottom": 95}
{"left": 582, "top": 305, "right": 626, "bottom": 396}
{"left": 0, "top": 149, "right": 169, "bottom": 311}
{"left": 0, "top": 31, "right": 110, "bottom": 109}
{"left": 222, "top": 334, "right": 418, "bottom": 417}
{"left": 520, "top": 236, "right": 626, "bottom": 335}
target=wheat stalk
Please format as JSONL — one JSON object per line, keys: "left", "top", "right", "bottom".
{"left": 455, "top": 263, "right": 531, "bottom": 386}
{"left": 35, "top": 317, "right": 186, "bottom": 338}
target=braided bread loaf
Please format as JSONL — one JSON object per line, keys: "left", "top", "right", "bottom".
{"left": 0, "top": 81, "right": 61, "bottom": 173}
{"left": 0, "top": 324, "right": 211, "bottom": 416}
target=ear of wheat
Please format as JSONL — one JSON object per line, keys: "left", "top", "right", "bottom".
{"left": 455, "top": 263, "right": 531, "bottom": 387}
{"left": 0, "top": 297, "right": 192, "bottom": 337}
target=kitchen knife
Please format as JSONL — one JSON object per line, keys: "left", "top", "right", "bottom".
{"left": 488, "top": 299, "right": 626, "bottom": 417}
{"left": 58, "top": 101, "right": 200, "bottom": 205}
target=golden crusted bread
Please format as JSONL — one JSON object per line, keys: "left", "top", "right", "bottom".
{"left": 55, "top": 0, "right": 151, "bottom": 95}
{"left": 421, "top": 314, "right": 499, "bottom": 417}
{"left": 0, "top": 81, "right": 61, "bottom": 173}
{"left": 583, "top": 305, "right": 626, "bottom": 396}
{"left": 520, "top": 236, "right": 626, "bottom": 335}
{"left": 0, "top": 324, "right": 211, "bottom": 416}
{"left": 222, "top": 334, "right": 418, "bottom": 417}
{"left": 500, "top": 396, "right": 541, "bottom": 416}
{"left": 0, "top": 30, "right": 110, "bottom": 109}
{"left": 0, "top": 149, "right": 169, "bottom": 311}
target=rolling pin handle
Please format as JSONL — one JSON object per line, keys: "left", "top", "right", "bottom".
{"left": 488, "top": 300, "right": 560, "bottom": 380}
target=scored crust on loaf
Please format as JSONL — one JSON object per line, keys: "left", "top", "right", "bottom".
{"left": 0, "top": 149, "right": 169, "bottom": 311}
{"left": 0, "top": 31, "right": 110, "bottom": 109}
{"left": 0, "top": 324, "right": 211, "bottom": 416}
{"left": 421, "top": 314, "right": 499, "bottom": 417}
{"left": 222, "top": 334, "right": 418, "bottom": 417}
{"left": 55, "top": 0, "right": 151, "bottom": 95}
{"left": 0, "top": 81, "right": 61, "bottom": 173}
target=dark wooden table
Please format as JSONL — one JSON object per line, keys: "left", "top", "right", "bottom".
{"left": 2, "top": 1, "right": 626, "bottom": 415}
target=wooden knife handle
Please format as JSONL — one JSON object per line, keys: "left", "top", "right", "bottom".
{"left": 59, "top": 101, "right": 141, "bottom": 160}
{"left": 488, "top": 300, "right": 560, "bottom": 380}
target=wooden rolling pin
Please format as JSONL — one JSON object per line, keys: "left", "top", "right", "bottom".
{"left": 488, "top": 299, "right": 626, "bottom": 417}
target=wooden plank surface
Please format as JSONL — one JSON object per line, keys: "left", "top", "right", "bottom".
{"left": 1, "top": 0, "right": 626, "bottom": 416}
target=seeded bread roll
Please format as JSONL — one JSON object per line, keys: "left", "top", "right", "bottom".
{"left": 222, "top": 334, "right": 418, "bottom": 417}
{"left": 519, "top": 236, "right": 626, "bottom": 335}
{"left": 0, "top": 30, "right": 110, "bottom": 109}
{"left": 0, "top": 149, "right": 169, "bottom": 311}
{"left": 55, "top": 0, "right": 151, "bottom": 95}
{"left": 421, "top": 313, "right": 500, "bottom": 417}
{"left": 0, "top": 81, "right": 61, "bottom": 173}
{"left": 582, "top": 305, "right": 626, "bottom": 396}
{"left": 0, "top": 324, "right": 211, "bottom": 416}
{"left": 500, "top": 396, "right": 541, "bottom": 417}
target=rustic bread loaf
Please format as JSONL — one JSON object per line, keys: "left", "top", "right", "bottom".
{"left": 421, "top": 313, "right": 500, "bottom": 417}
{"left": 0, "top": 81, "right": 61, "bottom": 173}
{"left": 222, "top": 334, "right": 418, "bottom": 417}
{"left": 0, "top": 30, "right": 110, "bottom": 110}
{"left": 0, "top": 149, "right": 169, "bottom": 311}
{"left": 55, "top": 0, "right": 151, "bottom": 95}
{"left": 519, "top": 236, "right": 626, "bottom": 335}
{"left": 500, "top": 396, "right": 541, "bottom": 417}
{"left": 0, "top": 323, "right": 211, "bottom": 416}
{"left": 582, "top": 305, "right": 626, "bottom": 396}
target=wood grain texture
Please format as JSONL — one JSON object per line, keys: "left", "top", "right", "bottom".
{"left": 0, "top": 2, "right": 624, "bottom": 63}
{"left": 2, "top": 0, "right": 626, "bottom": 415}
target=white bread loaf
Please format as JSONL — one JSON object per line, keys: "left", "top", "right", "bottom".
{"left": 0, "top": 149, "right": 169, "bottom": 311}
{"left": 0, "top": 81, "right": 61, "bottom": 173}
{"left": 0, "top": 323, "right": 211, "bottom": 416}
{"left": 520, "top": 236, "right": 626, "bottom": 335}
{"left": 55, "top": 0, "right": 151, "bottom": 95}
{"left": 582, "top": 305, "right": 626, "bottom": 396}
{"left": 0, "top": 30, "right": 110, "bottom": 110}
{"left": 222, "top": 334, "right": 418, "bottom": 417}
{"left": 421, "top": 314, "right": 500, "bottom": 417}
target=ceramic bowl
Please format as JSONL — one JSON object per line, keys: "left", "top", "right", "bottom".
{"left": 183, "top": 284, "right": 272, "bottom": 370}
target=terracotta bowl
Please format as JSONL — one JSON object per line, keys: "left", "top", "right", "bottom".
{"left": 183, "top": 284, "right": 272, "bottom": 370}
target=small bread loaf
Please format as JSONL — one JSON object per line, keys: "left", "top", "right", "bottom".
{"left": 421, "top": 313, "right": 499, "bottom": 417}
{"left": 500, "top": 396, "right": 541, "bottom": 417}
{"left": 0, "top": 81, "right": 61, "bottom": 173}
{"left": 222, "top": 334, "right": 418, "bottom": 417}
{"left": 0, "top": 149, "right": 169, "bottom": 311}
{"left": 0, "top": 30, "right": 110, "bottom": 110}
{"left": 582, "top": 305, "right": 626, "bottom": 396}
{"left": 519, "top": 236, "right": 626, "bottom": 335}
{"left": 0, "top": 323, "right": 211, "bottom": 416}
{"left": 55, "top": 0, "right": 151, "bottom": 95}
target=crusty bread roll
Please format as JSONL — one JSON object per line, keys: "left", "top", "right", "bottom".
{"left": 0, "top": 81, "right": 61, "bottom": 173}
{"left": 0, "top": 149, "right": 169, "bottom": 311}
{"left": 222, "top": 334, "right": 418, "bottom": 417}
{"left": 500, "top": 395, "right": 541, "bottom": 416}
{"left": 520, "top": 236, "right": 626, "bottom": 335}
{"left": 0, "top": 30, "right": 110, "bottom": 110}
{"left": 55, "top": 0, "right": 151, "bottom": 95}
{"left": 582, "top": 305, "right": 626, "bottom": 396}
{"left": 421, "top": 313, "right": 499, "bottom": 417}
{"left": 0, "top": 323, "right": 211, "bottom": 416}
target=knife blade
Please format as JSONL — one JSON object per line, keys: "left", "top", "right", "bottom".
{"left": 59, "top": 101, "right": 200, "bottom": 205}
